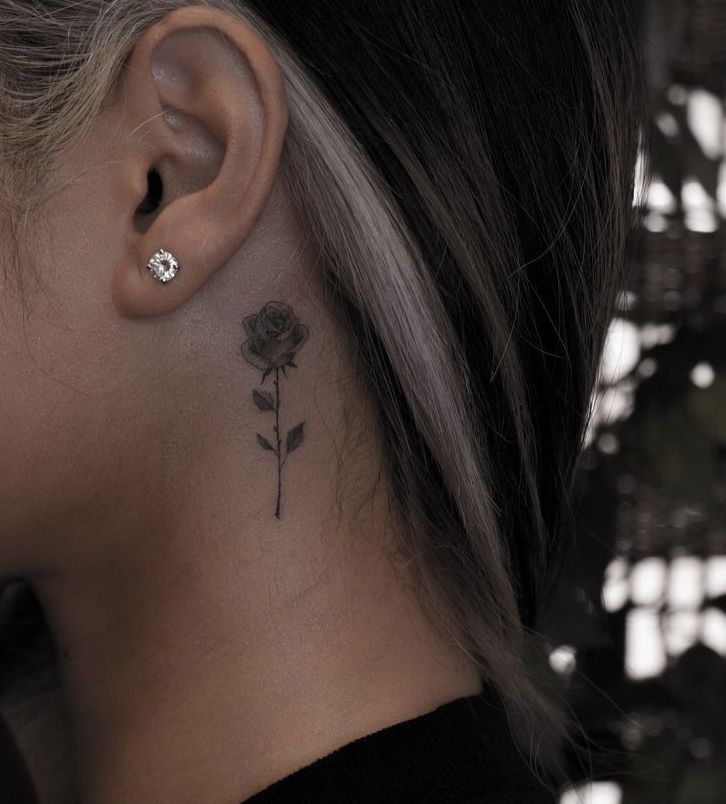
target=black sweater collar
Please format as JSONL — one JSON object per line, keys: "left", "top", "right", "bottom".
{"left": 243, "top": 680, "right": 559, "bottom": 803}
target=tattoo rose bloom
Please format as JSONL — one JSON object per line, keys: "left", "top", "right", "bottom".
{"left": 241, "top": 300, "right": 309, "bottom": 376}
{"left": 240, "top": 301, "right": 309, "bottom": 519}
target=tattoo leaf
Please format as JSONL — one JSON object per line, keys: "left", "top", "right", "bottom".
{"left": 261, "top": 367, "right": 273, "bottom": 383}
{"left": 286, "top": 421, "right": 305, "bottom": 454}
{"left": 252, "top": 389, "right": 275, "bottom": 412}
{"left": 256, "top": 433, "right": 276, "bottom": 452}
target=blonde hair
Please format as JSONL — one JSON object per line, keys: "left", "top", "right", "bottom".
{"left": 0, "top": 0, "right": 645, "bottom": 798}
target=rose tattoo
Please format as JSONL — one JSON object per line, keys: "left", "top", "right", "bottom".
{"left": 240, "top": 301, "right": 309, "bottom": 518}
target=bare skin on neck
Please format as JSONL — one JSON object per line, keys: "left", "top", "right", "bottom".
{"left": 36, "top": 411, "right": 482, "bottom": 802}
{"left": 0, "top": 8, "right": 483, "bottom": 803}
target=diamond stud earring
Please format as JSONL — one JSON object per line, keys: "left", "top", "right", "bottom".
{"left": 146, "top": 248, "right": 180, "bottom": 284}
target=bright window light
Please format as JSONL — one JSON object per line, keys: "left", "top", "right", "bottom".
{"left": 560, "top": 781, "right": 622, "bottom": 804}
{"left": 668, "top": 556, "right": 704, "bottom": 609}
{"left": 625, "top": 607, "right": 666, "bottom": 679}
{"left": 690, "top": 362, "right": 716, "bottom": 388}
{"left": 631, "top": 557, "right": 666, "bottom": 606}
{"left": 602, "top": 558, "right": 630, "bottom": 612}
{"left": 702, "top": 608, "right": 726, "bottom": 657}
{"left": 706, "top": 556, "right": 726, "bottom": 597}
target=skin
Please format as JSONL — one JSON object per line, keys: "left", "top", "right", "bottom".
{"left": 0, "top": 7, "right": 483, "bottom": 803}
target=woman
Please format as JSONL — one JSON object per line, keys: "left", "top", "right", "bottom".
{"left": 0, "top": 0, "right": 645, "bottom": 802}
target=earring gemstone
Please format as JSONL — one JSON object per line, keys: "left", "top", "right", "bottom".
{"left": 146, "top": 248, "right": 180, "bottom": 284}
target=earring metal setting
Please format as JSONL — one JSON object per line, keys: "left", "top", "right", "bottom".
{"left": 147, "top": 248, "right": 180, "bottom": 284}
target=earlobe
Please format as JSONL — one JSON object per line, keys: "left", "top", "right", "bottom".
{"left": 111, "top": 6, "right": 288, "bottom": 319}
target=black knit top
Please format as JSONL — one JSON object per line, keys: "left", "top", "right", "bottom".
{"left": 243, "top": 680, "right": 560, "bottom": 803}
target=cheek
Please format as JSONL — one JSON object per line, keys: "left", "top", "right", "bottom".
{"left": 0, "top": 207, "right": 134, "bottom": 564}
{"left": 0, "top": 291, "right": 124, "bottom": 559}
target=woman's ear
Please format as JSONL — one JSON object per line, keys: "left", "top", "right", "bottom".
{"left": 110, "top": 5, "right": 288, "bottom": 318}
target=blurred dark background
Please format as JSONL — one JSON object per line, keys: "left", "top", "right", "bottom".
{"left": 542, "top": 2, "right": 726, "bottom": 802}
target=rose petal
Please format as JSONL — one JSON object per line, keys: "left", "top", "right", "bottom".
{"left": 261, "top": 300, "right": 294, "bottom": 319}
{"left": 250, "top": 336, "right": 281, "bottom": 366}
{"left": 292, "top": 323, "right": 309, "bottom": 348}
{"left": 259, "top": 301, "right": 296, "bottom": 339}
{"left": 252, "top": 314, "right": 270, "bottom": 339}
{"left": 241, "top": 339, "right": 272, "bottom": 370}
{"left": 242, "top": 314, "right": 259, "bottom": 338}
{"left": 263, "top": 328, "right": 309, "bottom": 366}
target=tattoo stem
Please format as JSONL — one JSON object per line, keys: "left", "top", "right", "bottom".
{"left": 274, "top": 366, "right": 282, "bottom": 519}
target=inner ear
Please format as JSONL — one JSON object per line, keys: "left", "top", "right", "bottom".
{"left": 155, "top": 105, "right": 226, "bottom": 196}
{"left": 136, "top": 104, "right": 225, "bottom": 229}
{"left": 134, "top": 167, "right": 164, "bottom": 233}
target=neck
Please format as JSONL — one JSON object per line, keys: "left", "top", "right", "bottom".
{"left": 30, "top": 325, "right": 482, "bottom": 803}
